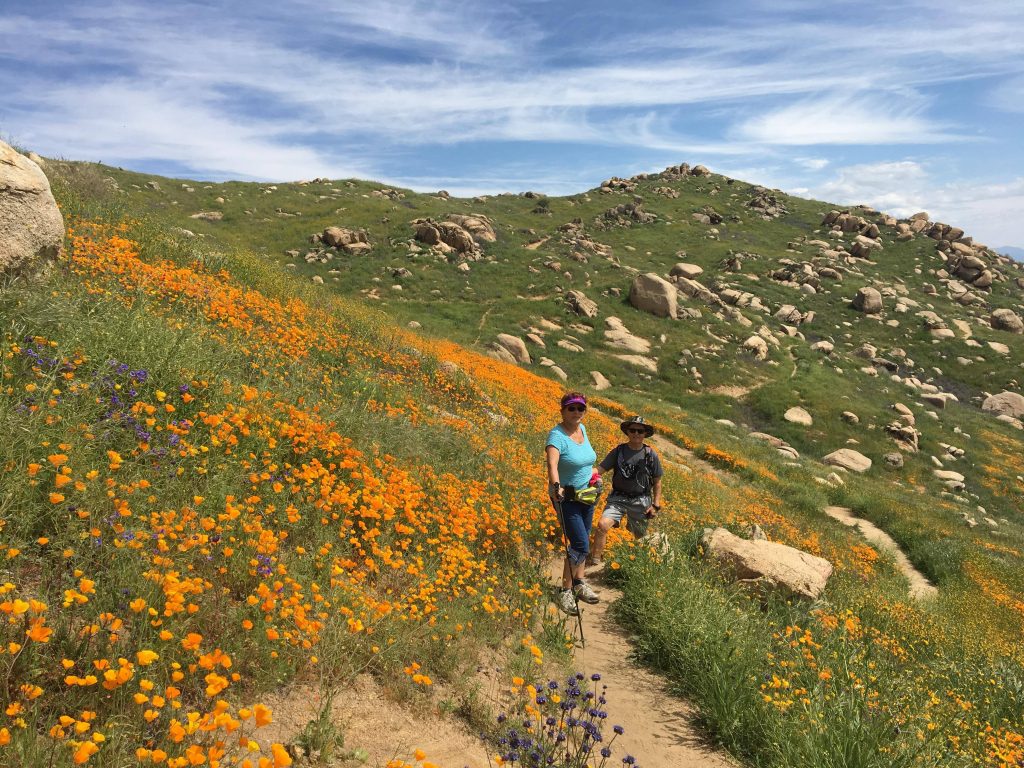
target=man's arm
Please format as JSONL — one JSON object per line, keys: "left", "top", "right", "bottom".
{"left": 651, "top": 475, "right": 663, "bottom": 510}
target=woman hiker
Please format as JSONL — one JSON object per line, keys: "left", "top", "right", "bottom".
{"left": 588, "top": 415, "right": 664, "bottom": 567}
{"left": 545, "top": 391, "right": 602, "bottom": 616}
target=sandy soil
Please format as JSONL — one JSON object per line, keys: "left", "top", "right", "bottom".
{"left": 553, "top": 559, "right": 738, "bottom": 768}
{"left": 260, "top": 671, "right": 495, "bottom": 767}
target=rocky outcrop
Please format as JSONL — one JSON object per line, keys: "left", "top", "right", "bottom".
{"left": 747, "top": 187, "right": 788, "bottom": 219}
{"left": 446, "top": 213, "right": 496, "bottom": 242}
{"left": 701, "top": 527, "right": 833, "bottom": 599}
{"left": 322, "top": 226, "right": 372, "bottom": 254}
{"left": 0, "top": 141, "right": 64, "bottom": 275}
{"left": 595, "top": 201, "right": 657, "bottom": 229}
{"left": 411, "top": 218, "right": 482, "bottom": 259}
{"left": 565, "top": 290, "right": 599, "bottom": 318}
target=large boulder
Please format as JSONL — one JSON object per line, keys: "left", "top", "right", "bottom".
{"left": 982, "top": 391, "right": 1024, "bottom": 419}
{"left": 823, "top": 449, "right": 872, "bottom": 473}
{"left": 495, "top": 333, "right": 531, "bottom": 364}
{"left": 0, "top": 142, "right": 65, "bottom": 275}
{"left": 851, "top": 287, "right": 883, "bottom": 314}
{"left": 991, "top": 308, "right": 1024, "bottom": 334}
{"left": 701, "top": 527, "right": 833, "bottom": 599}
{"left": 629, "top": 273, "right": 677, "bottom": 319}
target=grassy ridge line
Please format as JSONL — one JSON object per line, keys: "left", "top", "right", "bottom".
{"left": 0, "top": 218, "right": 625, "bottom": 767}
{"left": 5, "top": 169, "right": 1024, "bottom": 767}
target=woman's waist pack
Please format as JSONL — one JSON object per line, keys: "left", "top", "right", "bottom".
{"left": 564, "top": 484, "right": 601, "bottom": 505}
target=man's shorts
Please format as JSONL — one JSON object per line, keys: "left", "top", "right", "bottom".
{"left": 601, "top": 493, "right": 652, "bottom": 538}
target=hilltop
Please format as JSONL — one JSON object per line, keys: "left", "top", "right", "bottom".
{"left": 1, "top": 149, "right": 1024, "bottom": 767}
{"left": 69, "top": 157, "right": 1024, "bottom": 524}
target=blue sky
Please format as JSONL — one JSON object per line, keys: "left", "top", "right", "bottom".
{"left": 2, "top": 0, "right": 1023, "bottom": 247}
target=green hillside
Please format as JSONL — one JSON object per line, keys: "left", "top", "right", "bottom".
{"left": 0, "top": 155, "right": 1022, "bottom": 767}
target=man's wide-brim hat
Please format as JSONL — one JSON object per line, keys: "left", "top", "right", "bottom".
{"left": 620, "top": 415, "right": 655, "bottom": 437}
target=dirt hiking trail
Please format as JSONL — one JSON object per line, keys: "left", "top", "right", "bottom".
{"left": 824, "top": 505, "right": 938, "bottom": 600}
{"left": 550, "top": 560, "right": 737, "bottom": 768}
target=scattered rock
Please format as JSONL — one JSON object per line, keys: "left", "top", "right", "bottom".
{"left": 189, "top": 211, "right": 224, "bottom": 222}
{"left": 982, "top": 391, "right": 1024, "bottom": 419}
{"left": 590, "top": 371, "right": 611, "bottom": 390}
{"left": 823, "top": 449, "right": 872, "bottom": 473}
{"left": 565, "top": 290, "right": 599, "bottom": 318}
{"left": 670, "top": 262, "right": 704, "bottom": 280}
{"left": 784, "top": 407, "right": 813, "bottom": 426}
{"left": 991, "top": 308, "right": 1024, "bottom": 334}
{"left": 884, "top": 452, "right": 904, "bottom": 468}
{"left": 613, "top": 354, "right": 658, "bottom": 373}
{"left": 742, "top": 335, "right": 769, "bottom": 361}
{"left": 851, "top": 287, "right": 883, "bottom": 314}
{"left": 603, "top": 317, "right": 651, "bottom": 354}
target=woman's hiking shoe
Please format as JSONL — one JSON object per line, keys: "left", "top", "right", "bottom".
{"left": 573, "top": 581, "right": 600, "bottom": 604}
{"left": 556, "top": 588, "right": 580, "bottom": 616}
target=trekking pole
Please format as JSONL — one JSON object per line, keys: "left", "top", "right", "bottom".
{"left": 552, "top": 496, "right": 586, "bottom": 648}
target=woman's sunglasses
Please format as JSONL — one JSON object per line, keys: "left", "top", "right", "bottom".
{"left": 565, "top": 405, "right": 586, "bottom": 412}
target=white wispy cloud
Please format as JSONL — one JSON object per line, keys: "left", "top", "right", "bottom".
{"left": 1, "top": 0, "right": 1022, "bottom": 245}
{"left": 734, "top": 96, "right": 963, "bottom": 146}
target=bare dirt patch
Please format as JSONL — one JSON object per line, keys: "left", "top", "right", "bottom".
{"left": 259, "top": 673, "right": 491, "bottom": 767}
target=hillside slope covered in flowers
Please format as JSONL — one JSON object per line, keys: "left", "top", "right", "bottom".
{"left": 1, "top": 218, "right": 630, "bottom": 766}
{"left": 2, "top": 197, "right": 1023, "bottom": 767}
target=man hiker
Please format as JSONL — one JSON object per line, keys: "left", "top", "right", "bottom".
{"left": 588, "top": 416, "right": 664, "bottom": 567}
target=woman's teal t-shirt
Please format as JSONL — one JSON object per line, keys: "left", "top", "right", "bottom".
{"left": 546, "top": 424, "right": 597, "bottom": 489}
